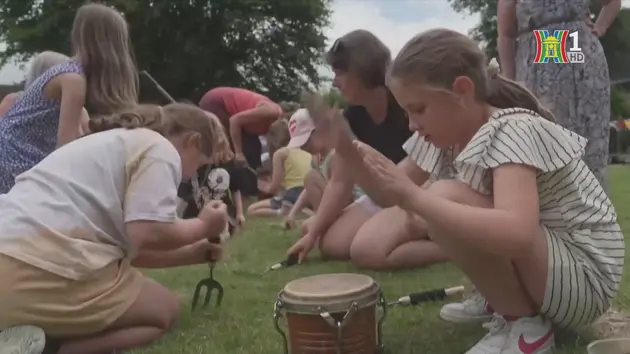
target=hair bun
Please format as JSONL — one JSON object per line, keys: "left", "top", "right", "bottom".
{"left": 118, "top": 112, "right": 143, "bottom": 128}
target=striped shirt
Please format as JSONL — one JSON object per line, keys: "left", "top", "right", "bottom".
{"left": 404, "top": 108, "right": 624, "bottom": 321}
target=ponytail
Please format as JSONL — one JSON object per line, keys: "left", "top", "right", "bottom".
{"left": 88, "top": 105, "right": 163, "bottom": 133}
{"left": 485, "top": 63, "right": 555, "bottom": 121}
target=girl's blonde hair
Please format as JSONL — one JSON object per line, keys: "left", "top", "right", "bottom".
{"left": 387, "top": 29, "right": 554, "bottom": 121}
{"left": 266, "top": 118, "right": 291, "bottom": 161}
{"left": 89, "top": 103, "right": 231, "bottom": 164}
{"left": 25, "top": 51, "right": 70, "bottom": 89}
{"left": 72, "top": 3, "right": 139, "bottom": 116}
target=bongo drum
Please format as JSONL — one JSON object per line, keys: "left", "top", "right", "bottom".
{"left": 272, "top": 273, "right": 387, "bottom": 354}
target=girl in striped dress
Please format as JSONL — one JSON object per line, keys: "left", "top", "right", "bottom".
{"left": 313, "top": 28, "right": 624, "bottom": 354}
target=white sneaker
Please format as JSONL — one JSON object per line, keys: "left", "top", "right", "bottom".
{"left": 465, "top": 315, "right": 555, "bottom": 354}
{"left": 501, "top": 315, "right": 554, "bottom": 354}
{"left": 0, "top": 326, "right": 46, "bottom": 354}
{"left": 440, "top": 290, "right": 494, "bottom": 324}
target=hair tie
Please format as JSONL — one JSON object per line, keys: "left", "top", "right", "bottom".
{"left": 488, "top": 58, "right": 500, "bottom": 78}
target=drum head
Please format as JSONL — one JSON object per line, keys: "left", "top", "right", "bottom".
{"left": 281, "top": 273, "right": 377, "bottom": 309}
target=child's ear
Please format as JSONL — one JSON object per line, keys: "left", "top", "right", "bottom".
{"left": 186, "top": 133, "right": 202, "bottom": 150}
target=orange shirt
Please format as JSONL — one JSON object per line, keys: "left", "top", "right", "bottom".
{"left": 199, "top": 87, "right": 280, "bottom": 136}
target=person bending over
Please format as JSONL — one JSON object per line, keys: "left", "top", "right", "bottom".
{"left": 0, "top": 103, "right": 230, "bottom": 354}
{"left": 199, "top": 87, "right": 283, "bottom": 196}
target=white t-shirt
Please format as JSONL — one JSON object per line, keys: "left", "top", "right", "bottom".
{"left": 0, "top": 128, "right": 182, "bottom": 280}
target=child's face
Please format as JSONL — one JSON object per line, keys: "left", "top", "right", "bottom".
{"left": 173, "top": 133, "right": 211, "bottom": 181}
{"left": 389, "top": 77, "right": 475, "bottom": 149}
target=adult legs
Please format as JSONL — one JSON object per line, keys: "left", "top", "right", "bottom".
{"left": 349, "top": 206, "right": 448, "bottom": 270}
{"left": 57, "top": 277, "right": 179, "bottom": 353}
{"left": 317, "top": 202, "right": 375, "bottom": 260}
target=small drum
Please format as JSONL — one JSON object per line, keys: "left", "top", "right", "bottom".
{"left": 273, "top": 273, "right": 387, "bottom": 354}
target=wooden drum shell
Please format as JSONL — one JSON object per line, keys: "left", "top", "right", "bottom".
{"left": 273, "top": 273, "right": 386, "bottom": 354}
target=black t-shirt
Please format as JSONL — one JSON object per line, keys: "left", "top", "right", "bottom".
{"left": 177, "top": 160, "right": 245, "bottom": 220}
{"left": 344, "top": 93, "right": 411, "bottom": 163}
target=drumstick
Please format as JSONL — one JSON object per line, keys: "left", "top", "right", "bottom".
{"left": 388, "top": 285, "right": 465, "bottom": 306}
{"left": 261, "top": 253, "right": 300, "bottom": 275}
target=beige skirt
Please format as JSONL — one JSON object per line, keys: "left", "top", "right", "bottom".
{"left": 0, "top": 254, "right": 144, "bottom": 337}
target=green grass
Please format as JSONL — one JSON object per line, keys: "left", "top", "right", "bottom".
{"left": 133, "top": 166, "right": 630, "bottom": 354}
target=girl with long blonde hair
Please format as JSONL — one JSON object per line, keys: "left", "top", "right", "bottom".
{"left": 310, "top": 28, "right": 622, "bottom": 353}
{"left": 0, "top": 3, "right": 138, "bottom": 193}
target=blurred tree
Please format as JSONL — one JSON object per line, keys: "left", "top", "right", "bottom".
{"left": 0, "top": 0, "right": 332, "bottom": 103}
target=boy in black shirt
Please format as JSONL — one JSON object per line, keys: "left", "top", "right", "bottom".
{"left": 178, "top": 160, "right": 246, "bottom": 234}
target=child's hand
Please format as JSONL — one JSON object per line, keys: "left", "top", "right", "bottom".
{"left": 283, "top": 214, "right": 297, "bottom": 229}
{"left": 236, "top": 214, "right": 246, "bottom": 228}
{"left": 188, "top": 239, "right": 223, "bottom": 264}
{"left": 198, "top": 201, "right": 228, "bottom": 241}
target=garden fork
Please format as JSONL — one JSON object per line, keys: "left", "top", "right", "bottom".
{"left": 191, "top": 235, "right": 224, "bottom": 310}
{"left": 191, "top": 261, "right": 224, "bottom": 310}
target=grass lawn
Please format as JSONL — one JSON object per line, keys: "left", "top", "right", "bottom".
{"left": 132, "top": 166, "right": 630, "bottom": 354}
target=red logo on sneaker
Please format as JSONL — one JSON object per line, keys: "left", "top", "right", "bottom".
{"left": 518, "top": 330, "right": 553, "bottom": 353}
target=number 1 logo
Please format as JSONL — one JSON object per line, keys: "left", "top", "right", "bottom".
{"left": 533, "top": 30, "right": 583, "bottom": 64}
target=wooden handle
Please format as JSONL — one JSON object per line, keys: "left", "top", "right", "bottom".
{"left": 140, "top": 70, "right": 176, "bottom": 103}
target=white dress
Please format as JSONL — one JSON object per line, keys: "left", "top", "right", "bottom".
{"left": 403, "top": 108, "right": 624, "bottom": 329}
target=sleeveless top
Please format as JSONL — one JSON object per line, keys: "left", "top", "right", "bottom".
{"left": 282, "top": 148, "right": 311, "bottom": 190}
{"left": 403, "top": 108, "right": 624, "bottom": 286}
{"left": 0, "top": 60, "right": 84, "bottom": 193}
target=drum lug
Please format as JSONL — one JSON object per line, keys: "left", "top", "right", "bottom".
{"left": 376, "top": 291, "right": 388, "bottom": 353}
{"left": 319, "top": 302, "right": 359, "bottom": 354}
{"left": 273, "top": 294, "right": 289, "bottom": 354}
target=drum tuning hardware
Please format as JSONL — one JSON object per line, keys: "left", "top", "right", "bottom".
{"left": 388, "top": 285, "right": 465, "bottom": 307}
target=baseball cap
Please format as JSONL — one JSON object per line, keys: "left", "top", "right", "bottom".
{"left": 287, "top": 108, "right": 315, "bottom": 148}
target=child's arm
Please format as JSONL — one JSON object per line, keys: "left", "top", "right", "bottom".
{"left": 131, "top": 239, "right": 222, "bottom": 268}
{"left": 234, "top": 190, "right": 244, "bottom": 217}
{"left": 51, "top": 73, "right": 86, "bottom": 147}
{"left": 401, "top": 164, "right": 540, "bottom": 256}
{"left": 230, "top": 102, "right": 280, "bottom": 159}
{"left": 124, "top": 151, "right": 227, "bottom": 252}
{"left": 303, "top": 153, "right": 354, "bottom": 238}
{"left": 287, "top": 188, "right": 309, "bottom": 220}
{"left": 259, "top": 146, "right": 288, "bottom": 195}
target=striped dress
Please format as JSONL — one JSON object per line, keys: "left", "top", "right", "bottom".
{"left": 403, "top": 108, "right": 624, "bottom": 329}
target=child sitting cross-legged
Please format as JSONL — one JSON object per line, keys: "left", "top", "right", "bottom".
{"left": 247, "top": 114, "right": 312, "bottom": 218}
{"left": 0, "top": 103, "right": 230, "bottom": 354}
